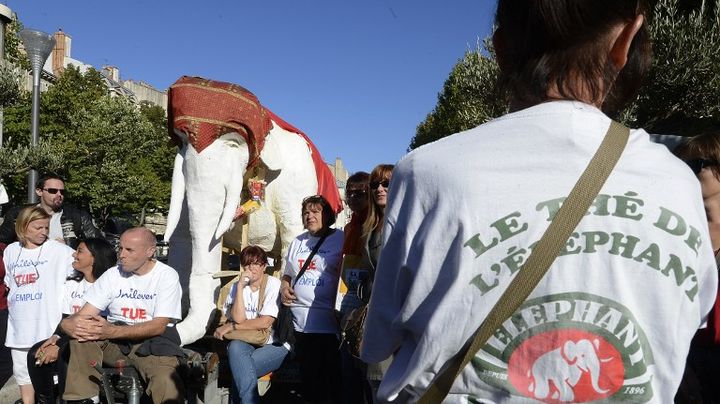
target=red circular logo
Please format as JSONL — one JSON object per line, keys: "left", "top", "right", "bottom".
{"left": 507, "top": 329, "right": 624, "bottom": 402}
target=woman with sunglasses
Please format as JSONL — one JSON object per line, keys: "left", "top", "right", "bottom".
{"left": 26, "top": 237, "right": 116, "bottom": 404}
{"left": 281, "top": 195, "right": 344, "bottom": 403}
{"left": 213, "top": 245, "right": 288, "bottom": 404}
{"left": 3, "top": 206, "right": 74, "bottom": 404}
{"left": 675, "top": 133, "right": 720, "bottom": 403}
{"left": 360, "top": 164, "right": 394, "bottom": 399}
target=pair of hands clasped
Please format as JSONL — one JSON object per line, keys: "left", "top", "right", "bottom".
{"left": 65, "top": 314, "right": 114, "bottom": 342}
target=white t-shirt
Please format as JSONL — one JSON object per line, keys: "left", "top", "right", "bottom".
{"left": 361, "top": 101, "right": 718, "bottom": 403}
{"left": 63, "top": 278, "right": 92, "bottom": 315}
{"left": 3, "top": 240, "right": 74, "bottom": 348}
{"left": 83, "top": 260, "right": 182, "bottom": 324}
{"left": 49, "top": 210, "right": 63, "bottom": 242}
{"left": 223, "top": 275, "right": 282, "bottom": 345}
{"left": 283, "top": 229, "right": 344, "bottom": 333}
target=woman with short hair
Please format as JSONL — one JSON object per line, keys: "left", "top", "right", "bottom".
{"left": 3, "top": 206, "right": 74, "bottom": 404}
{"left": 281, "top": 195, "right": 344, "bottom": 403}
{"left": 213, "top": 245, "right": 288, "bottom": 404}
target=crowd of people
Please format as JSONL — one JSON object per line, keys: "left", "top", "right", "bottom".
{"left": 4, "top": 1, "right": 720, "bottom": 403}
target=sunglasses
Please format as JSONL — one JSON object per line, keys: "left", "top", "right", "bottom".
{"left": 686, "top": 158, "right": 718, "bottom": 175}
{"left": 43, "top": 188, "right": 66, "bottom": 195}
{"left": 369, "top": 180, "right": 390, "bottom": 190}
{"left": 346, "top": 189, "right": 367, "bottom": 199}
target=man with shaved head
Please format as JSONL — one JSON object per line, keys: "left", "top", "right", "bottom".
{"left": 60, "top": 227, "right": 184, "bottom": 404}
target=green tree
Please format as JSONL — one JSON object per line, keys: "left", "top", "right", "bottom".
{"left": 623, "top": 0, "right": 720, "bottom": 135}
{"left": 410, "top": 0, "right": 720, "bottom": 149}
{"left": 1, "top": 66, "right": 174, "bottom": 227}
{"left": 57, "top": 96, "right": 173, "bottom": 227}
{"left": 409, "top": 41, "right": 507, "bottom": 150}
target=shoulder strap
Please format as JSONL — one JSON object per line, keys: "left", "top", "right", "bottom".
{"left": 418, "top": 121, "right": 630, "bottom": 403}
{"left": 292, "top": 230, "right": 332, "bottom": 288}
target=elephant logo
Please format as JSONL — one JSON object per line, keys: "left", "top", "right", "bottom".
{"left": 507, "top": 329, "right": 624, "bottom": 403}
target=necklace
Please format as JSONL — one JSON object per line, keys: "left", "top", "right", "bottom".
{"left": 12, "top": 243, "right": 44, "bottom": 287}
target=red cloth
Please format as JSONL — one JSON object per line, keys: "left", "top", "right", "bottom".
{"left": 342, "top": 209, "right": 367, "bottom": 255}
{"left": 167, "top": 76, "right": 272, "bottom": 168}
{"left": 695, "top": 276, "right": 720, "bottom": 346}
{"left": 264, "top": 108, "right": 344, "bottom": 214}
{"left": 167, "top": 75, "right": 343, "bottom": 214}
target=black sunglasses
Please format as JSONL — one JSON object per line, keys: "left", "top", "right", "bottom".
{"left": 686, "top": 158, "right": 718, "bottom": 175}
{"left": 369, "top": 180, "right": 390, "bottom": 190}
{"left": 43, "top": 188, "right": 66, "bottom": 195}
{"left": 346, "top": 189, "right": 367, "bottom": 199}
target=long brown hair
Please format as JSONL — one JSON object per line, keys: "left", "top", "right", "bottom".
{"left": 362, "top": 164, "right": 394, "bottom": 238}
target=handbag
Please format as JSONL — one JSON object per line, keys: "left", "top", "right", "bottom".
{"left": 418, "top": 121, "right": 630, "bottom": 403}
{"left": 224, "top": 274, "right": 271, "bottom": 346}
{"left": 340, "top": 303, "right": 368, "bottom": 358}
{"left": 274, "top": 231, "right": 331, "bottom": 345}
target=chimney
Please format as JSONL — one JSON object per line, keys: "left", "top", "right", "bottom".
{"left": 102, "top": 65, "right": 120, "bottom": 82}
{"left": 52, "top": 29, "right": 68, "bottom": 76}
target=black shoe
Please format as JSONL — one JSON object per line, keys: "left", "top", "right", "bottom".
{"left": 66, "top": 399, "right": 95, "bottom": 404}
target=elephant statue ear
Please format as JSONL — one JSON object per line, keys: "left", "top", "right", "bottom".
{"left": 260, "top": 124, "right": 285, "bottom": 171}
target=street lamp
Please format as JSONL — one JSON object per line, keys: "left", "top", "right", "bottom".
{"left": 19, "top": 28, "right": 55, "bottom": 204}
{"left": 0, "top": 4, "right": 14, "bottom": 149}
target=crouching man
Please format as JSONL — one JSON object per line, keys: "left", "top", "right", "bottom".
{"left": 61, "top": 227, "right": 184, "bottom": 404}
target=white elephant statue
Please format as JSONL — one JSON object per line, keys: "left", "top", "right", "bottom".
{"left": 527, "top": 338, "right": 612, "bottom": 402}
{"left": 164, "top": 76, "right": 342, "bottom": 345}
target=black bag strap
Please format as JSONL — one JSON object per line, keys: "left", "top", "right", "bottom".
{"left": 418, "top": 121, "right": 630, "bottom": 403}
{"left": 292, "top": 230, "right": 332, "bottom": 288}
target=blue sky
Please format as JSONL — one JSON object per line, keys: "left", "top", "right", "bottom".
{"left": 9, "top": 0, "right": 496, "bottom": 174}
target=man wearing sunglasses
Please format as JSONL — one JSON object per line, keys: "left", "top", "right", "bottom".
{"left": 0, "top": 175, "right": 102, "bottom": 249}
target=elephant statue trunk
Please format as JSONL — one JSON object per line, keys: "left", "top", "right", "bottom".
{"left": 165, "top": 131, "right": 249, "bottom": 344}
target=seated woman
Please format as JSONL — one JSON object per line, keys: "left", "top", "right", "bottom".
{"left": 27, "top": 237, "right": 116, "bottom": 404}
{"left": 213, "top": 245, "right": 288, "bottom": 404}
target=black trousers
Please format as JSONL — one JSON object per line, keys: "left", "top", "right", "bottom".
{"left": 0, "top": 309, "right": 12, "bottom": 388}
{"left": 26, "top": 337, "right": 69, "bottom": 400}
{"left": 294, "top": 331, "right": 341, "bottom": 403}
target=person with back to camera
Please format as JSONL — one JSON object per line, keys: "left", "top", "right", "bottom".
{"left": 3, "top": 206, "right": 74, "bottom": 404}
{"left": 280, "top": 195, "right": 344, "bottom": 403}
{"left": 213, "top": 245, "right": 288, "bottom": 404}
{"left": 674, "top": 133, "right": 720, "bottom": 403}
{"left": 26, "top": 237, "right": 116, "bottom": 404}
{"left": 361, "top": 1, "right": 718, "bottom": 402}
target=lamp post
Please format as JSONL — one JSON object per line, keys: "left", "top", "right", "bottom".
{"left": 19, "top": 28, "right": 55, "bottom": 204}
{"left": 0, "top": 4, "right": 13, "bottom": 149}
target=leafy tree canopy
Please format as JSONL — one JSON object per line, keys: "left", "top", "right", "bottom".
{"left": 410, "top": 0, "right": 720, "bottom": 149}
{"left": 1, "top": 65, "right": 174, "bottom": 228}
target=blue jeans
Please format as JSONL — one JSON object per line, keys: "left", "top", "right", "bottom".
{"left": 227, "top": 340, "right": 289, "bottom": 404}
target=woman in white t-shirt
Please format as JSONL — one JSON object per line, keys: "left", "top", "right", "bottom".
{"left": 2, "top": 206, "right": 74, "bottom": 404}
{"left": 27, "top": 237, "right": 116, "bottom": 403}
{"left": 214, "top": 245, "right": 288, "bottom": 404}
{"left": 280, "top": 195, "right": 344, "bottom": 403}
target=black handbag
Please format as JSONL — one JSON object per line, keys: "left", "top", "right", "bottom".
{"left": 274, "top": 231, "right": 330, "bottom": 344}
